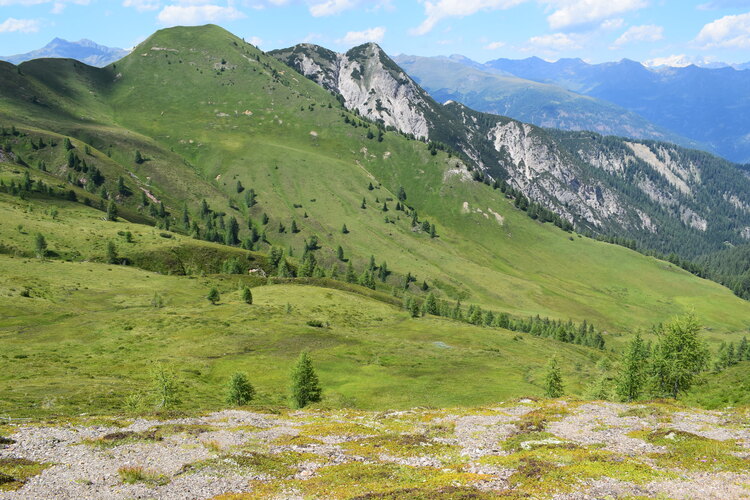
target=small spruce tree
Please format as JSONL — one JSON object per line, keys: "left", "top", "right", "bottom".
{"left": 106, "top": 200, "right": 118, "bottom": 221}
{"left": 290, "top": 352, "right": 322, "bottom": 408}
{"left": 341, "top": 223, "right": 349, "bottom": 234}
{"left": 34, "top": 233, "right": 47, "bottom": 259}
{"left": 544, "top": 358, "right": 565, "bottom": 398}
{"left": 106, "top": 241, "right": 118, "bottom": 264}
{"left": 241, "top": 286, "right": 253, "bottom": 304}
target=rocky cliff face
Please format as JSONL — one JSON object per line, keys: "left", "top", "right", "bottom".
{"left": 271, "top": 43, "right": 430, "bottom": 139}
{"left": 273, "top": 44, "right": 750, "bottom": 257}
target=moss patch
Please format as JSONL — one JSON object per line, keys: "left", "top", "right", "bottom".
{"left": 634, "top": 428, "right": 748, "bottom": 472}
{"left": 342, "top": 433, "right": 458, "bottom": 462}
{"left": 0, "top": 458, "right": 52, "bottom": 492}
{"left": 241, "top": 462, "right": 490, "bottom": 499}
{"left": 184, "top": 451, "right": 320, "bottom": 478}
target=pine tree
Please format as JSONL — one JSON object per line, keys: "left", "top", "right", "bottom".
{"left": 34, "top": 233, "right": 47, "bottom": 258}
{"left": 290, "top": 352, "right": 322, "bottom": 408}
{"left": 337, "top": 245, "right": 345, "bottom": 261}
{"left": 397, "top": 186, "right": 407, "bottom": 201}
{"left": 226, "top": 216, "right": 240, "bottom": 246}
{"left": 207, "top": 287, "right": 220, "bottom": 304}
{"left": 241, "top": 286, "right": 253, "bottom": 304}
{"left": 367, "top": 182, "right": 374, "bottom": 190}
{"left": 277, "top": 259, "right": 291, "bottom": 278}
{"left": 134, "top": 150, "right": 144, "bottom": 164}
{"left": 226, "top": 372, "right": 255, "bottom": 406}
{"left": 544, "top": 358, "right": 564, "bottom": 398}
{"left": 341, "top": 223, "right": 349, "bottom": 234}
{"left": 290, "top": 220, "right": 299, "bottom": 233}
{"left": 106, "top": 200, "right": 118, "bottom": 221}
{"left": 382, "top": 201, "right": 388, "bottom": 212}
{"left": 650, "top": 313, "right": 710, "bottom": 398}
{"left": 262, "top": 212, "right": 269, "bottom": 225}
{"left": 117, "top": 176, "right": 127, "bottom": 196}
{"left": 236, "top": 180, "right": 244, "bottom": 193}
{"left": 423, "top": 292, "right": 439, "bottom": 315}
{"left": 64, "top": 137, "right": 73, "bottom": 150}
{"left": 345, "top": 261, "right": 356, "bottom": 283}
{"left": 106, "top": 241, "right": 118, "bottom": 264}
{"left": 616, "top": 332, "right": 649, "bottom": 402}
{"left": 360, "top": 197, "right": 366, "bottom": 209}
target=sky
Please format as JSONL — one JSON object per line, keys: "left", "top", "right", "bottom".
{"left": 1, "top": 0, "right": 750, "bottom": 65}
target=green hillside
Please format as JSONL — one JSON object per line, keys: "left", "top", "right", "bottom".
{"left": 1, "top": 25, "right": 750, "bottom": 416}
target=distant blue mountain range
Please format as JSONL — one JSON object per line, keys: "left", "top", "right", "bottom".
{"left": 477, "top": 57, "right": 750, "bottom": 164}
{"left": 1, "top": 38, "right": 128, "bottom": 68}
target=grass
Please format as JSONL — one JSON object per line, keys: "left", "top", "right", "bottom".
{"left": 0, "top": 24, "right": 749, "bottom": 346}
{"left": 0, "top": 24, "right": 750, "bottom": 419}
{"left": 118, "top": 465, "right": 170, "bottom": 486}
{"left": 0, "top": 458, "right": 51, "bottom": 492}
{"left": 632, "top": 428, "right": 749, "bottom": 473}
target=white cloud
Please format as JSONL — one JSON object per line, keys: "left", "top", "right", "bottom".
{"left": 337, "top": 26, "right": 385, "bottom": 44}
{"left": 526, "top": 31, "right": 584, "bottom": 50}
{"left": 698, "top": 0, "right": 750, "bottom": 9}
{"left": 412, "top": 0, "right": 526, "bottom": 36}
{"left": 123, "top": 0, "right": 161, "bottom": 12}
{"left": 309, "top": 0, "right": 355, "bottom": 16}
{"left": 0, "top": 17, "right": 40, "bottom": 33}
{"left": 157, "top": 4, "right": 246, "bottom": 25}
{"left": 247, "top": 35, "right": 263, "bottom": 46}
{"left": 612, "top": 24, "right": 663, "bottom": 46}
{"left": 542, "top": 0, "right": 648, "bottom": 30}
{"left": 695, "top": 11, "right": 750, "bottom": 49}
{"left": 484, "top": 40, "right": 506, "bottom": 49}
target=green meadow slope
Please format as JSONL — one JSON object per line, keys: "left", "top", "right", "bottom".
{"left": 1, "top": 25, "right": 749, "bottom": 339}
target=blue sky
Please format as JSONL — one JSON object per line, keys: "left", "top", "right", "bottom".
{"left": 1, "top": 0, "right": 750, "bottom": 65}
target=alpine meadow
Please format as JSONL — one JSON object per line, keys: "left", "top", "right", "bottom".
{"left": 1, "top": 19, "right": 750, "bottom": 500}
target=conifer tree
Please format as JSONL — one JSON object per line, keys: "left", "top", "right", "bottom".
{"left": 226, "top": 216, "right": 240, "bottom": 246}
{"left": 241, "top": 286, "right": 253, "bottom": 305}
{"left": 345, "top": 261, "right": 356, "bottom": 283}
{"left": 544, "top": 358, "right": 564, "bottom": 398}
{"left": 106, "top": 200, "right": 118, "bottom": 221}
{"left": 106, "top": 241, "right": 118, "bottom": 264}
{"left": 236, "top": 180, "right": 244, "bottom": 193}
{"left": 64, "top": 137, "right": 73, "bottom": 150}
{"left": 207, "top": 287, "right": 220, "bottom": 304}
{"left": 423, "top": 292, "right": 439, "bottom": 315}
{"left": 226, "top": 372, "right": 254, "bottom": 406}
{"left": 290, "top": 352, "right": 322, "bottom": 408}
{"left": 34, "top": 233, "right": 47, "bottom": 259}
{"left": 397, "top": 186, "right": 407, "bottom": 201}
{"left": 337, "top": 245, "right": 345, "bottom": 261}
{"left": 360, "top": 197, "right": 366, "bottom": 209}
{"left": 277, "top": 259, "right": 291, "bottom": 278}
{"left": 134, "top": 150, "right": 143, "bottom": 164}
{"left": 117, "top": 176, "right": 127, "bottom": 196}
{"left": 650, "top": 313, "right": 709, "bottom": 398}
{"left": 341, "top": 223, "right": 349, "bottom": 234}
{"left": 616, "top": 332, "right": 649, "bottom": 402}
{"left": 291, "top": 220, "right": 299, "bottom": 233}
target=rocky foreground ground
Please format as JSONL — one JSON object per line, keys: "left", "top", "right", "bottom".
{"left": 1, "top": 399, "right": 749, "bottom": 499}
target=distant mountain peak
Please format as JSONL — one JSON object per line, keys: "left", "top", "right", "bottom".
{"left": 1, "top": 37, "right": 129, "bottom": 67}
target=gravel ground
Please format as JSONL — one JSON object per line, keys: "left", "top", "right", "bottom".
{"left": 1, "top": 401, "right": 749, "bottom": 499}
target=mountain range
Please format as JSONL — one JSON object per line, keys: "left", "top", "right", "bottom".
{"left": 464, "top": 56, "right": 750, "bottom": 164}
{"left": 272, "top": 42, "right": 750, "bottom": 259}
{"left": 0, "top": 37, "right": 129, "bottom": 67}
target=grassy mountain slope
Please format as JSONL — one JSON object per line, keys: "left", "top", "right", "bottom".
{"left": 271, "top": 42, "right": 750, "bottom": 260}
{"left": 1, "top": 26, "right": 750, "bottom": 339}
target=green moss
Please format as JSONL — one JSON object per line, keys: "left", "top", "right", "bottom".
{"left": 299, "top": 421, "right": 381, "bottom": 438}
{"left": 184, "top": 451, "right": 320, "bottom": 478}
{"left": 342, "top": 433, "right": 458, "bottom": 462}
{"left": 481, "top": 446, "right": 668, "bottom": 497}
{"left": 270, "top": 434, "right": 324, "bottom": 446}
{"left": 244, "top": 462, "right": 490, "bottom": 499}
{"left": 0, "top": 458, "right": 52, "bottom": 492}
{"left": 634, "top": 428, "right": 748, "bottom": 472}
{"left": 118, "top": 465, "right": 170, "bottom": 486}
